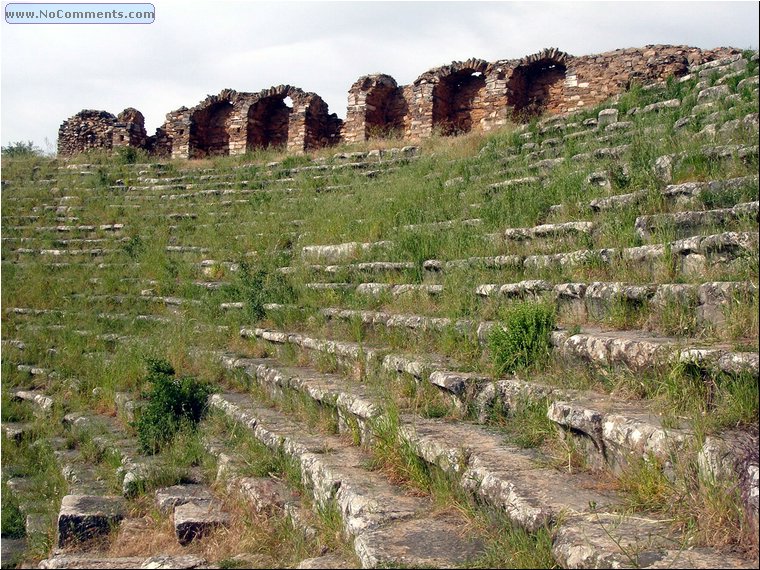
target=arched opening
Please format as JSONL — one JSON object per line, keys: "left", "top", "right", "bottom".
{"left": 365, "top": 84, "right": 406, "bottom": 139}
{"left": 190, "top": 101, "right": 233, "bottom": 157}
{"left": 432, "top": 69, "right": 487, "bottom": 136}
{"left": 246, "top": 94, "right": 293, "bottom": 150}
{"left": 507, "top": 59, "right": 567, "bottom": 121}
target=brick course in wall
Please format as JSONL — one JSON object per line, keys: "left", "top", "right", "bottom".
{"left": 57, "top": 44, "right": 741, "bottom": 157}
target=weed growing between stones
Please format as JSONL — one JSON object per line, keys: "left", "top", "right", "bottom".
{"left": 496, "top": 396, "right": 557, "bottom": 449}
{"left": 489, "top": 301, "right": 556, "bottom": 375}
{"left": 1, "top": 479, "right": 26, "bottom": 539}
{"left": 136, "top": 358, "right": 214, "bottom": 454}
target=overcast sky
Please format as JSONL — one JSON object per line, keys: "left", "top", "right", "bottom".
{"left": 1, "top": 1, "right": 758, "bottom": 151}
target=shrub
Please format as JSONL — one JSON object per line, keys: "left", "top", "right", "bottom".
{"left": 489, "top": 302, "right": 556, "bottom": 375}
{"left": 1, "top": 481, "right": 26, "bottom": 539}
{"left": 115, "top": 146, "right": 147, "bottom": 164}
{"left": 1, "top": 140, "right": 42, "bottom": 157}
{"left": 136, "top": 359, "right": 213, "bottom": 454}
{"left": 238, "top": 261, "right": 295, "bottom": 321}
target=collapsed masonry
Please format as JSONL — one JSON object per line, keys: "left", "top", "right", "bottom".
{"left": 58, "top": 44, "right": 739, "bottom": 158}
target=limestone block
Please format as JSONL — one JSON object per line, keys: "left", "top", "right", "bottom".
{"left": 57, "top": 495, "right": 125, "bottom": 547}
{"left": 155, "top": 485, "right": 214, "bottom": 514}
{"left": 697, "top": 84, "right": 731, "bottom": 102}
{"left": 173, "top": 502, "right": 230, "bottom": 545}
{"left": 597, "top": 108, "right": 619, "bottom": 127}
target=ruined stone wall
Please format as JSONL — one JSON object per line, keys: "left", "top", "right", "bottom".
{"left": 344, "top": 75, "right": 410, "bottom": 143}
{"left": 57, "top": 110, "right": 117, "bottom": 156}
{"left": 548, "top": 45, "right": 739, "bottom": 115}
{"left": 155, "top": 86, "right": 343, "bottom": 159}
{"left": 112, "top": 108, "right": 147, "bottom": 150}
{"left": 57, "top": 44, "right": 742, "bottom": 157}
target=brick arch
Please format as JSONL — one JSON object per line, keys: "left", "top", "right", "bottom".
{"left": 188, "top": 91, "right": 236, "bottom": 158}
{"left": 245, "top": 85, "right": 307, "bottom": 151}
{"left": 235, "top": 85, "right": 341, "bottom": 153}
{"left": 507, "top": 48, "right": 570, "bottom": 120}
{"left": 344, "top": 74, "right": 408, "bottom": 142}
{"left": 414, "top": 58, "right": 491, "bottom": 137}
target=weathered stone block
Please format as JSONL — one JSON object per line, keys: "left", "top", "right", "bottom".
{"left": 697, "top": 84, "right": 732, "bottom": 102}
{"left": 173, "top": 502, "right": 230, "bottom": 545}
{"left": 237, "top": 477, "right": 297, "bottom": 514}
{"left": 57, "top": 495, "right": 125, "bottom": 547}
{"left": 597, "top": 108, "right": 619, "bottom": 127}
{"left": 155, "top": 485, "right": 214, "bottom": 514}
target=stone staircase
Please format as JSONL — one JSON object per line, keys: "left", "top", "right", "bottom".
{"left": 2, "top": 52, "right": 758, "bottom": 567}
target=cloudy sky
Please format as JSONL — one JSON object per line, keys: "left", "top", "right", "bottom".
{"left": 1, "top": 1, "right": 758, "bottom": 151}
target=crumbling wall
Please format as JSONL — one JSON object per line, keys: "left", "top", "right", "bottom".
{"left": 506, "top": 48, "right": 569, "bottom": 120}
{"left": 159, "top": 85, "right": 342, "bottom": 159}
{"left": 344, "top": 75, "right": 409, "bottom": 143}
{"left": 57, "top": 110, "right": 117, "bottom": 156}
{"left": 57, "top": 44, "right": 742, "bottom": 158}
{"left": 112, "top": 108, "right": 147, "bottom": 150}
{"left": 554, "top": 45, "right": 740, "bottom": 115}
{"left": 410, "top": 59, "right": 493, "bottom": 138}
{"left": 245, "top": 92, "right": 292, "bottom": 150}
{"left": 188, "top": 92, "right": 236, "bottom": 158}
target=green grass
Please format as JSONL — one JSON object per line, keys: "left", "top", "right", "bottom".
{"left": 1, "top": 480, "right": 26, "bottom": 539}
{"left": 489, "top": 301, "right": 556, "bottom": 375}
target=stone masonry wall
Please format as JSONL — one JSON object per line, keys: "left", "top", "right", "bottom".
{"left": 58, "top": 44, "right": 741, "bottom": 157}
{"left": 112, "top": 108, "right": 147, "bottom": 150}
{"left": 57, "top": 110, "right": 116, "bottom": 157}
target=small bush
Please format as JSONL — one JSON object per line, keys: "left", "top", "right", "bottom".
{"left": 1, "top": 140, "right": 42, "bottom": 157}
{"left": 1, "top": 481, "right": 26, "bottom": 539}
{"left": 136, "top": 359, "right": 213, "bottom": 454}
{"left": 115, "top": 146, "right": 148, "bottom": 165}
{"left": 238, "top": 261, "right": 295, "bottom": 321}
{"left": 489, "top": 302, "right": 556, "bottom": 375}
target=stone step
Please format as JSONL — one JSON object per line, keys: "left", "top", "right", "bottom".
{"left": 400, "top": 218, "right": 483, "bottom": 231}
{"left": 475, "top": 279, "right": 757, "bottom": 330}
{"left": 254, "top": 309, "right": 759, "bottom": 380}
{"left": 213, "top": 359, "right": 750, "bottom": 568}
{"left": 320, "top": 306, "right": 476, "bottom": 330}
{"left": 634, "top": 201, "right": 759, "bottom": 239}
{"left": 3, "top": 223, "right": 125, "bottom": 235}
{"left": 13, "top": 389, "right": 55, "bottom": 414}
{"left": 586, "top": 175, "right": 758, "bottom": 212}
{"left": 552, "top": 326, "right": 758, "bottom": 377}
{"left": 63, "top": 412, "right": 156, "bottom": 497}
{"left": 203, "top": 436, "right": 319, "bottom": 540}
{"left": 173, "top": 501, "right": 230, "bottom": 546}
{"left": 423, "top": 231, "right": 758, "bottom": 278}
{"left": 8, "top": 247, "right": 115, "bottom": 257}
{"left": 2, "top": 422, "right": 33, "bottom": 441}
{"left": 654, "top": 145, "right": 758, "bottom": 184}
{"left": 489, "top": 221, "right": 596, "bottom": 242}
{"left": 2, "top": 338, "right": 27, "bottom": 350}
{"left": 209, "top": 392, "right": 487, "bottom": 568}
{"left": 301, "top": 240, "right": 393, "bottom": 263}
{"left": 245, "top": 320, "right": 755, "bottom": 467}
{"left": 279, "top": 261, "right": 416, "bottom": 276}
{"left": 5, "top": 306, "right": 171, "bottom": 325}
{"left": 553, "top": 512, "right": 756, "bottom": 569}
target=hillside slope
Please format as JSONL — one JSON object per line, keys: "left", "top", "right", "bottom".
{"left": 2, "top": 51, "right": 759, "bottom": 569}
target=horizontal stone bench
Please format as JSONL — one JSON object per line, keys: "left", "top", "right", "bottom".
{"left": 422, "top": 231, "right": 758, "bottom": 277}
{"left": 587, "top": 175, "right": 758, "bottom": 212}
{"left": 634, "top": 201, "right": 759, "bottom": 239}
